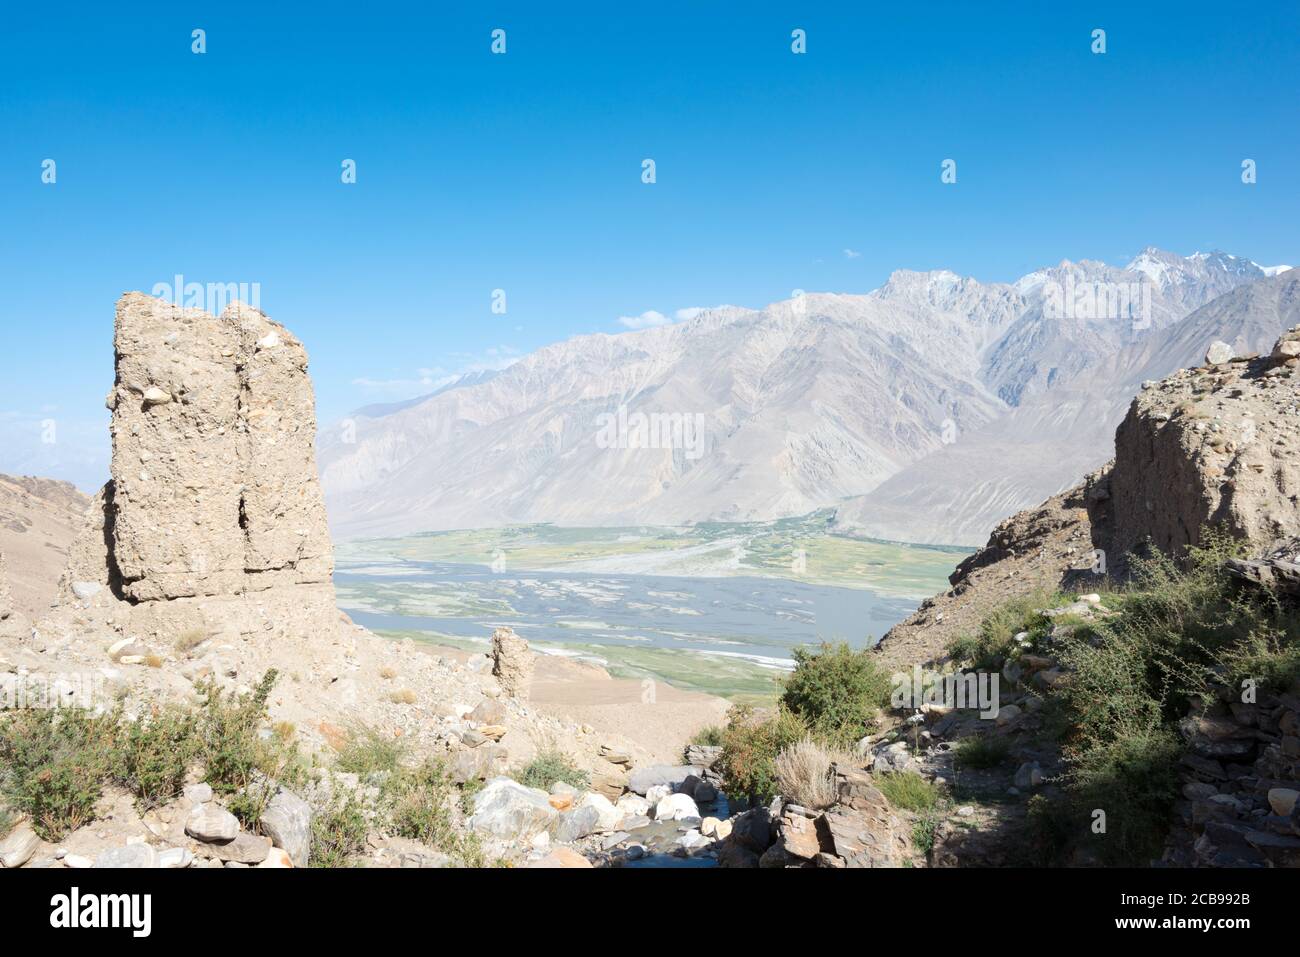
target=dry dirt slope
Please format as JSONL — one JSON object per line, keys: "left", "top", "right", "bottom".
{"left": 0, "top": 474, "right": 90, "bottom": 620}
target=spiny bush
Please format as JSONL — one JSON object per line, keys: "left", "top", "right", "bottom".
{"left": 1003, "top": 530, "right": 1300, "bottom": 864}
{"left": 194, "top": 670, "right": 302, "bottom": 826}
{"left": 309, "top": 793, "right": 370, "bottom": 868}
{"left": 0, "top": 709, "right": 119, "bottom": 841}
{"left": 716, "top": 705, "right": 808, "bottom": 806}
{"left": 113, "top": 706, "right": 199, "bottom": 809}
{"left": 779, "top": 642, "right": 890, "bottom": 746}
{"left": 516, "top": 749, "right": 588, "bottom": 792}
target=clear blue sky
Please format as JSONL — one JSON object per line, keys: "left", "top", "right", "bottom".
{"left": 2, "top": 1, "right": 1297, "bottom": 490}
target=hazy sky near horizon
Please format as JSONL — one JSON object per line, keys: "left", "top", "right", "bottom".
{"left": 2, "top": 1, "right": 1298, "bottom": 490}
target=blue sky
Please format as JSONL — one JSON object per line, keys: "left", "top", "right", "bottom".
{"left": 2, "top": 1, "right": 1297, "bottom": 490}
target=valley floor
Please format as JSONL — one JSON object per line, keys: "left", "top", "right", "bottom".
{"left": 335, "top": 517, "right": 968, "bottom": 702}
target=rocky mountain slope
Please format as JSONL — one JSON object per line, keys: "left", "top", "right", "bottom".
{"left": 874, "top": 321, "right": 1300, "bottom": 669}
{"left": 840, "top": 268, "right": 1300, "bottom": 545}
{"left": 0, "top": 473, "right": 89, "bottom": 622}
{"left": 321, "top": 248, "right": 1285, "bottom": 542}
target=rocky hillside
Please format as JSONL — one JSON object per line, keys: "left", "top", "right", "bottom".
{"left": 0, "top": 293, "right": 732, "bottom": 872}
{"left": 321, "top": 248, "right": 1281, "bottom": 541}
{"left": 0, "top": 473, "right": 89, "bottom": 623}
{"left": 876, "top": 321, "right": 1300, "bottom": 668}
{"left": 837, "top": 267, "right": 1300, "bottom": 544}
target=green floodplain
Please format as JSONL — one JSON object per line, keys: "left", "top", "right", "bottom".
{"left": 335, "top": 511, "right": 970, "bottom": 703}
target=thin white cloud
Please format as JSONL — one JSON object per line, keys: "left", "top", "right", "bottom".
{"left": 843, "top": 248, "right": 862, "bottom": 259}
{"left": 352, "top": 349, "right": 519, "bottom": 397}
{"left": 617, "top": 305, "right": 728, "bottom": 330}
{"left": 617, "top": 309, "right": 673, "bottom": 330}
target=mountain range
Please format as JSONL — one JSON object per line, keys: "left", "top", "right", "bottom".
{"left": 320, "top": 248, "right": 1295, "bottom": 544}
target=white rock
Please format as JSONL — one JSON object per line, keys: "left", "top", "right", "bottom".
{"left": 0, "top": 823, "right": 39, "bottom": 868}
{"left": 142, "top": 386, "right": 172, "bottom": 406}
{"left": 185, "top": 803, "right": 240, "bottom": 843}
{"left": 654, "top": 793, "right": 700, "bottom": 822}
{"left": 1205, "top": 341, "right": 1235, "bottom": 365}
{"left": 183, "top": 782, "right": 214, "bottom": 804}
{"left": 615, "top": 794, "right": 651, "bottom": 817}
{"left": 158, "top": 847, "right": 194, "bottom": 869}
{"left": 256, "top": 847, "right": 294, "bottom": 868}
{"left": 467, "top": 777, "right": 557, "bottom": 841}
{"left": 1268, "top": 788, "right": 1299, "bottom": 817}
{"left": 645, "top": 784, "right": 672, "bottom": 806}
{"left": 577, "top": 792, "right": 624, "bottom": 832}
{"left": 93, "top": 844, "right": 159, "bottom": 868}
{"left": 71, "top": 581, "right": 102, "bottom": 600}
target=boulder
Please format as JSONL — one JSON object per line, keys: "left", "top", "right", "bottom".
{"left": 1268, "top": 788, "right": 1299, "bottom": 817}
{"left": 257, "top": 847, "right": 294, "bottom": 868}
{"left": 93, "top": 844, "right": 159, "bottom": 868}
{"left": 260, "top": 788, "right": 313, "bottom": 867}
{"left": 615, "top": 794, "right": 651, "bottom": 817}
{"left": 729, "top": 808, "right": 774, "bottom": 854}
{"left": 212, "top": 833, "right": 273, "bottom": 864}
{"left": 1013, "top": 761, "right": 1043, "bottom": 789}
{"left": 1205, "top": 341, "right": 1235, "bottom": 365}
{"left": 469, "top": 699, "right": 506, "bottom": 725}
{"left": 185, "top": 803, "right": 240, "bottom": 843}
{"left": 554, "top": 804, "right": 602, "bottom": 843}
{"left": 0, "top": 822, "right": 39, "bottom": 868}
{"left": 467, "top": 777, "right": 557, "bottom": 842}
{"left": 654, "top": 793, "right": 700, "bottom": 822}
{"left": 578, "top": 792, "right": 624, "bottom": 832}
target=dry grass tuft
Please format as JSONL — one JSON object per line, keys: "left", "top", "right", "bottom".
{"left": 774, "top": 736, "right": 845, "bottom": 810}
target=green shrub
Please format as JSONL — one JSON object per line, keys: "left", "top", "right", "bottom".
{"left": 516, "top": 749, "right": 588, "bottom": 792}
{"left": 911, "top": 814, "right": 939, "bottom": 855}
{"left": 876, "top": 771, "right": 940, "bottom": 812}
{"left": 689, "top": 725, "right": 724, "bottom": 748}
{"left": 0, "top": 709, "right": 119, "bottom": 841}
{"left": 0, "top": 804, "right": 14, "bottom": 840}
{"left": 309, "top": 794, "right": 370, "bottom": 868}
{"left": 716, "top": 705, "right": 808, "bottom": 806}
{"left": 334, "top": 725, "right": 405, "bottom": 777}
{"left": 779, "top": 642, "right": 890, "bottom": 745}
{"left": 384, "top": 759, "right": 484, "bottom": 866}
{"left": 953, "top": 734, "right": 1010, "bottom": 770}
{"left": 113, "top": 706, "right": 199, "bottom": 809}
{"left": 946, "top": 589, "right": 1060, "bottom": 668}
{"left": 194, "top": 670, "right": 301, "bottom": 826}
{"left": 998, "top": 529, "right": 1300, "bottom": 865}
